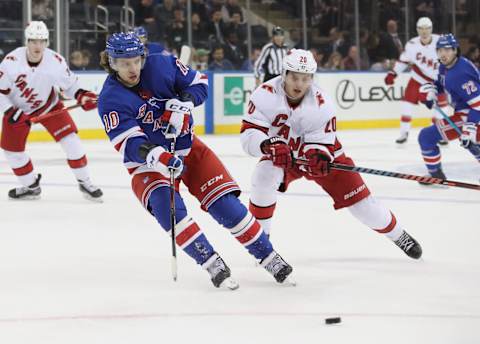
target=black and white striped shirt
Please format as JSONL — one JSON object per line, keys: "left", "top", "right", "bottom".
{"left": 254, "top": 42, "right": 288, "bottom": 79}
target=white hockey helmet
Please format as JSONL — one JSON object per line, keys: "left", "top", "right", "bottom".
{"left": 25, "top": 21, "right": 49, "bottom": 43}
{"left": 282, "top": 49, "right": 317, "bottom": 79}
{"left": 416, "top": 17, "right": 432, "bottom": 28}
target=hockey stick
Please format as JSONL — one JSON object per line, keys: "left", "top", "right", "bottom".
{"left": 166, "top": 130, "right": 178, "bottom": 281}
{"left": 433, "top": 105, "right": 480, "bottom": 157}
{"left": 294, "top": 159, "right": 480, "bottom": 191}
{"left": 179, "top": 45, "right": 191, "bottom": 65}
{"left": 29, "top": 103, "right": 84, "bottom": 124}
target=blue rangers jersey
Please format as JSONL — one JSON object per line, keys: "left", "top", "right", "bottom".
{"left": 146, "top": 42, "right": 166, "bottom": 55}
{"left": 436, "top": 56, "right": 480, "bottom": 123}
{"left": 98, "top": 53, "right": 208, "bottom": 175}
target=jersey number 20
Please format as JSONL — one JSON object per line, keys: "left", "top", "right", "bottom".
{"left": 325, "top": 117, "right": 337, "bottom": 133}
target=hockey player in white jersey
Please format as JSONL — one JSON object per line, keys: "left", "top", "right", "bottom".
{"left": 384, "top": 17, "right": 447, "bottom": 144}
{"left": 241, "top": 49, "right": 423, "bottom": 259}
{"left": 0, "top": 21, "right": 102, "bottom": 201}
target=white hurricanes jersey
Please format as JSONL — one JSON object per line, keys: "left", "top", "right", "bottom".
{"left": 0, "top": 47, "right": 80, "bottom": 115}
{"left": 241, "top": 76, "right": 343, "bottom": 159}
{"left": 393, "top": 35, "right": 440, "bottom": 84}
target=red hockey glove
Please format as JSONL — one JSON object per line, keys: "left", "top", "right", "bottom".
{"left": 76, "top": 90, "right": 98, "bottom": 111}
{"left": 418, "top": 83, "right": 437, "bottom": 102}
{"left": 160, "top": 99, "right": 193, "bottom": 138}
{"left": 304, "top": 147, "right": 332, "bottom": 177}
{"left": 260, "top": 137, "right": 293, "bottom": 169}
{"left": 384, "top": 71, "right": 397, "bottom": 86}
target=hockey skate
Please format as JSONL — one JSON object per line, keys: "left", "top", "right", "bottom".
{"left": 393, "top": 231, "right": 422, "bottom": 259}
{"left": 78, "top": 179, "right": 103, "bottom": 202}
{"left": 8, "top": 174, "right": 42, "bottom": 200}
{"left": 395, "top": 132, "right": 408, "bottom": 144}
{"left": 261, "top": 251, "right": 295, "bottom": 285}
{"left": 204, "top": 253, "right": 239, "bottom": 290}
{"left": 418, "top": 169, "right": 448, "bottom": 187}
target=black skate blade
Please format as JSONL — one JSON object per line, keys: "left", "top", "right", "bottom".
{"left": 82, "top": 193, "right": 104, "bottom": 203}
{"left": 8, "top": 194, "right": 41, "bottom": 201}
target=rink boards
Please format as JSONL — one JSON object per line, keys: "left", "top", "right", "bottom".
{"left": 2, "top": 71, "right": 443, "bottom": 141}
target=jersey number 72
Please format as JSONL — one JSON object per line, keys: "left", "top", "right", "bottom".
{"left": 462, "top": 80, "right": 478, "bottom": 95}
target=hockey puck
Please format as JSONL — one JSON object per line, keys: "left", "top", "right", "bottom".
{"left": 325, "top": 317, "right": 341, "bottom": 325}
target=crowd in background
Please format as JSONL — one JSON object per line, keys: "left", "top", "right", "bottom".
{"left": 0, "top": 0, "right": 479, "bottom": 71}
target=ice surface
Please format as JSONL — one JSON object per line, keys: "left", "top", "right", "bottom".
{"left": 0, "top": 129, "right": 479, "bottom": 344}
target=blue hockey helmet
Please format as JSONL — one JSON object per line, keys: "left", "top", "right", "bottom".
{"left": 436, "top": 33, "right": 459, "bottom": 50}
{"left": 133, "top": 26, "right": 147, "bottom": 39}
{"left": 106, "top": 32, "right": 145, "bottom": 59}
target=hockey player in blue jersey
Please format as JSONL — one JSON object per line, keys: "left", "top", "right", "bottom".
{"left": 97, "top": 32, "right": 293, "bottom": 289}
{"left": 133, "top": 26, "right": 166, "bottom": 55}
{"left": 418, "top": 33, "right": 480, "bottom": 180}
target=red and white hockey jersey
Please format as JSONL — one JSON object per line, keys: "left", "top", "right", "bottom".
{"left": 0, "top": 47, "right": 81, "bottom": 115}
{"left": 393, "top": 35, "right": 440, "bottom": 84}
{"left": 240, "top": 76, "right": 344, "bottom": 160}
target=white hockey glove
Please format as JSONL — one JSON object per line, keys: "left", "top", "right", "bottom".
{"left": 460, "top": 122, "right": 478, "bottom": 148}
{"left": 146, "top": 146, "right": 184, "bottom": 178}
{"left": 160, "top": 99, "right": 194, "bottom": 138}
{"left": 419, "top": 83, "right": 437, "bottom": 102}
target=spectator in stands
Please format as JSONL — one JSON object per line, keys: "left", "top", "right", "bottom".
{"left": 414, "top": 0, "right": 436, "bottom": 20}
{"left": 317, "top": 0, "right": 340, "bottom": 36}
{"left": 376, "top": 19, "right": 403, "bottom": 60}
{"left": 69, "top": 49, "right": 93, "bottom": 70}
{"left": 155, "top": 0, "right": 176, "bottom": 41}
{"left": 192, "top": 13, "right": 209, "bottom": 49}
{"left": 309, "top": 47, "right": 326, "bottom": 71}
{"left": 134, "top": 0, "right": 158, "bottom": 41}
{"left": 241, "top": 47, "right": 261, "bottom": 71}
{"left": 208, "top": 45, "right": 234, "bottom": 70}
{"left": 207, "top": 0, "right": 226, "bottom": 15}
{"left": 324, "top": 51, "right": 343, "bottom": 70}
{"left": 221, "top": 0, "right": 246, "bottom": 24}
{"left": 166, "top": 6, "right": 187, "bottom": 53}
{"left": 342, "top": 45, "right": 365, "bottom": 70}
{"left": 325, "top": 27, "right": 349, "bottom": 58}
{"left": 466, "top": 46, "right": 480, "bottom": 68}
{"left": 70, "top": 50, "right": 87, "bottom": 70}
{"left": 207, "top": 7, "right": 228, "bottom": 44}
{"left": 228, "top": 10, "right": 247, "bottom": 43}
{"left": 358, "top": 28, "right": 371, "bottom": 70}
{"left": 192, "top": 48, "right": 210, "bottom": 71}
{"left": 33, "top": 0, "right": 53, "bottom": 21}
{"left": 379, "top": 0, "right": 403, "bottom": 29}
{"left": 286, "top": 28, "right": 303, "bottom": 49}
{"left": 370, "top": 58, "right": 391, "bottom": 72}
{"left": 367, "top": 31, "right": 381, "bottom": 65}
{"left": 192, "top": 0, "right": 209, "bottom": 22}
{"left": 223, "top": 30, "right": 246, "bottom": 69}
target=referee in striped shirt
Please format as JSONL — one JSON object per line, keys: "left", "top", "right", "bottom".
{"left": 254, "top": 26, "right": 288, "bottom": 86}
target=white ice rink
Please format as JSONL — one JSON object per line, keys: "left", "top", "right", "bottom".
{"left": 0, "top": 128, "right": 479, "bottom": 344}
